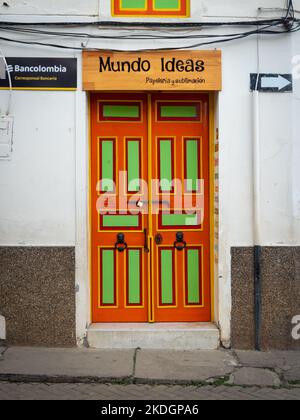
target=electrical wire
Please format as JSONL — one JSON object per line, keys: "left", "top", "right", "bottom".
{"left": 283, "top": 0, "right": 295, "bottom": 28}
{"left": 0, "top": 20, "right": 298, "bottom": 52}
{"left": 0, "top": 20, "right": 298, "bottom": 40}
{"left": 0, "top": 18, "right": 289, "bottom": 28}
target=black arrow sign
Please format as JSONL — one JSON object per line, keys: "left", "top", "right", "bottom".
{"left": 250, "top": 73, "right": 293, "bottom": 92}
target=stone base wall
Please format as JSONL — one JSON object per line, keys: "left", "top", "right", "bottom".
{"left": 0, "top": 247, "right": 76, "bottom": 347}
{"left": 231, "top": 247, "right": 300, "bottom": 350}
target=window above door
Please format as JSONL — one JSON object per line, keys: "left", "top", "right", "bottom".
{"left": 112, "top": 0, "right": 190, "bottom": 17}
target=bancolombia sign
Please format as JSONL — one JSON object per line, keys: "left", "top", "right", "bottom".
{"left": 0, "top": 58, "right": 77, "bottom": 90}
{"left": 83, "top": 50, "right": 222, "bottom": 91}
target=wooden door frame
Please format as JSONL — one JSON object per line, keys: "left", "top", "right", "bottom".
{"left": 88, "top": 91, "right": 216, "bottom": 324}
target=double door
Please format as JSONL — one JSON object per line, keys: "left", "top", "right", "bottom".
{"left": 91, "top": 92, "right": 211, "bottom": 323}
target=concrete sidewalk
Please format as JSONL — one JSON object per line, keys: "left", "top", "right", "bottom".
{"left": 0, "top": 346, "right": 299, "bottom": 388}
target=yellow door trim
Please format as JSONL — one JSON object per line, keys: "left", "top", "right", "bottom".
{"left": 147, "top": 94, "right": 155, "bottom": 323}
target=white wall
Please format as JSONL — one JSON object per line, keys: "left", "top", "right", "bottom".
{"left": 0, "top": 47, "right": 77, "bottom": 246}
{"left": 292, "top": 34, "right": 300, "bottom": 243}
{"left": 192, "top": 0, "right": 293, "bottom": 18}
{"left": 1, "top": 0, "right": 300, "bottom": 20}
{"left": 0, "top": 0, "right": 99, "bottom": 15}
{"left": 216, "top": 31, "right": 300, "bottom": 342}
{"left": 218, "top": 32, "right": 300, "bottom": 247}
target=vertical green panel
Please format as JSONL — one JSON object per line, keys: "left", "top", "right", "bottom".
{"left": 160, "top": 140, "right": 173, "bottom": 191}
{"left": 161, "top": 250, "right": 173, "bottom": 304}
{"left": 187, "top": 249, "right": 200, "bottom": 304}
{"left": 128, "top": 250, "right": 141, "bottom": 304}
{"left": 186, "top": 139, "right": 199, "bottom": 191}
{"left": 101, "top": 140, "right": 114, "bottom": 192}
{"left": 127, "top": 140, "right": 140, "bottom": 192}
{"left": 102, "top": 250, "right": 115, "bottom": 305}
{"left": 154, "top": 0, "right": 180, "bottom": 9}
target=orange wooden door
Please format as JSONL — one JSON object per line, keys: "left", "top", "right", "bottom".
{"left": 150, "top": 93, "right": 211, "bottom": 322}
{"left": 91, "top": 92, "right": 211, "bottom": 323}
{"left": 91, "top": 93, "right": 149, "bottom": 322}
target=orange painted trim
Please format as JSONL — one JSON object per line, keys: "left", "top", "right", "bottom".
{"left": 112, "top": 0, "right": 190, "bottom": 18}
{"left": 147, "top": 94, "right": 155, "bottom": 323}
{"left": 209, "top": 92, "right": 216, "bottom": 322}
{"left": 90, "top": 91, "right": 214, "bottom": 324}
{"left": 91, "top": 92, "right": 149, "bottom": 323}
{"left": 88, "top": 92, "right": 93, "bottom": 325}
{"left": 151, "top": 92, "right": 211, "bottom": 323}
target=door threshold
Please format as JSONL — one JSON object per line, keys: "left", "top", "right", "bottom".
{"left": 87, "top": 322, "right": 220, "bottom": 350}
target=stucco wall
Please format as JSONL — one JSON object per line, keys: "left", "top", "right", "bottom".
{"left": 0, "top": 87, "right": 76, "bottom": 246}
{"left": 1, "top": 0, "right": 299, "bottom": 19}
{"left": 0, "top": 0, "right": 99, "bottom": 16}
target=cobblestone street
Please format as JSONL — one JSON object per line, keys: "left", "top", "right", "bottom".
{"left": 0, "top": 382, "right": 300, "bottom": 400}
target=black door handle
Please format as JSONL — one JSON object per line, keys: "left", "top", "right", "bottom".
{"left": 115, "top": 233, "right": 128, "bottom": 253}
{"left": 144, "top": 228, "right": 150, "bottom": 253}
{"left": 155, "top": 234, "right": 163, "bottom": 245}
{"left": 174, "top": 232, "right": 187, "bottom": 251}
